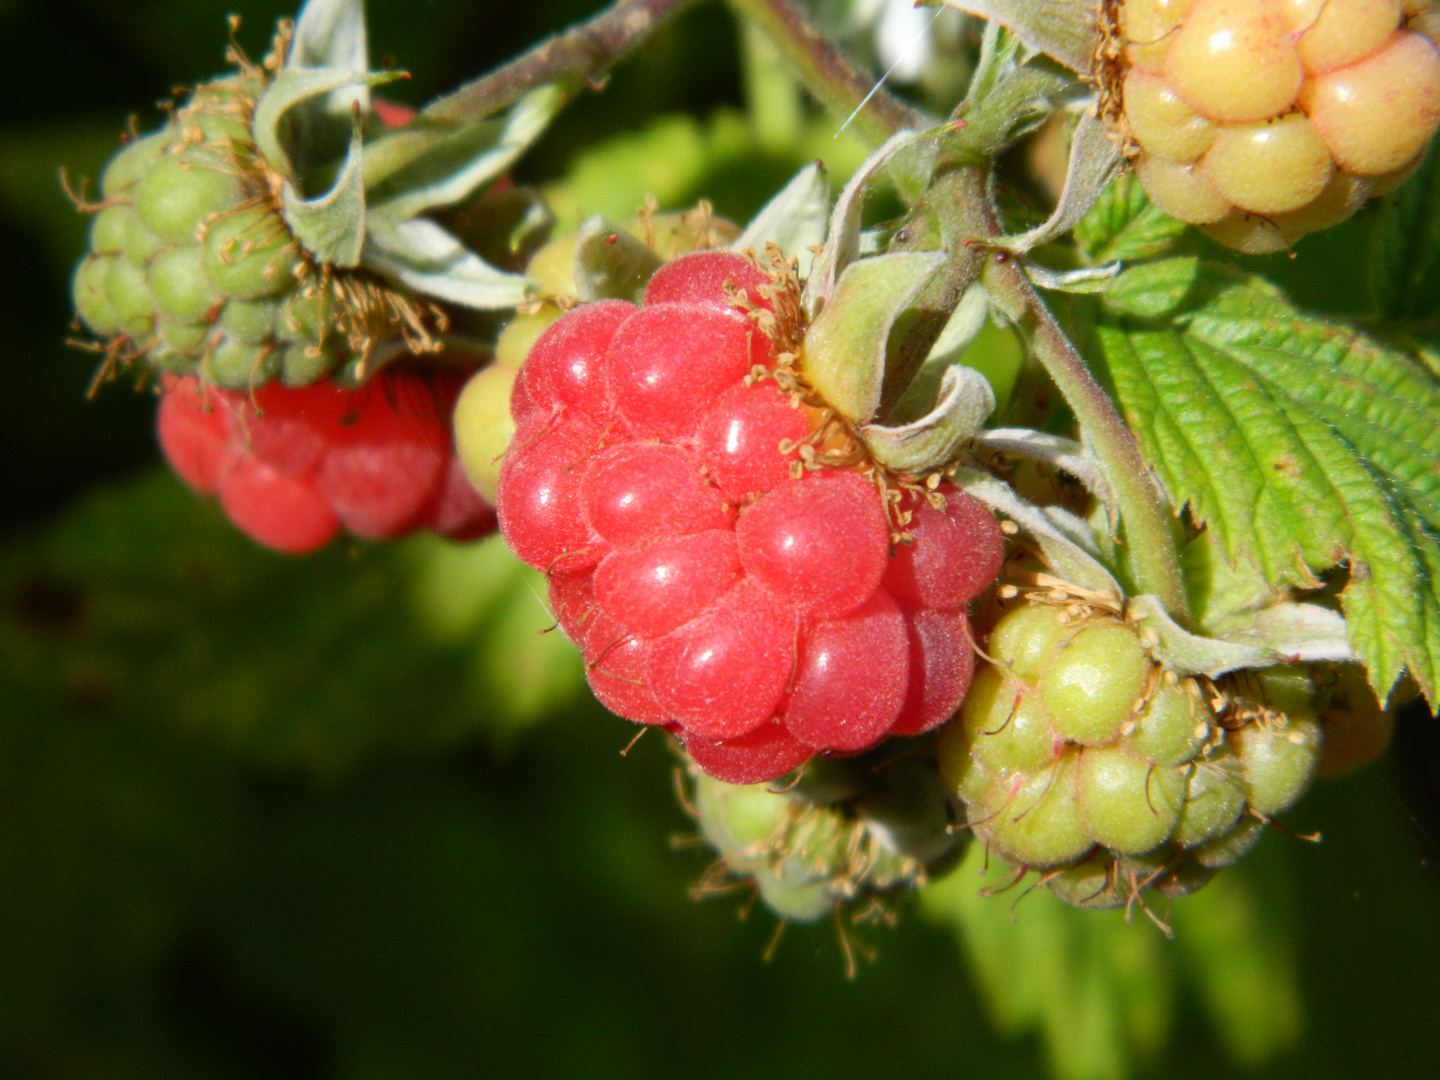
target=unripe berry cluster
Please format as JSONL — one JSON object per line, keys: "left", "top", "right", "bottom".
{"left": 73, "top": 71, "right": 440, "bottom": 388}
{"left": 493, "top": 250, "right": 1006, "bottom": 784}
{"left": 1111, "top": 0, "right": 1440, "bottom": 252}
{"left": 157, "top": 369, "right": 494, "bottom": 554}
{"left": 937, "top": 600, "right": 1323, "bottom": 906}
{"left": 688, "top": 753, "right": 963, "bottom": 924}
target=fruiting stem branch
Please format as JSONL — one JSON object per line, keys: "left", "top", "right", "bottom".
{"left": 741, "top": 2, "right": 1184, "bottom": 613}
{"left": 982, "top": 257, "right": 1190, "bottom": 620}
{"left": 879, "top": 166, "right": 991, "bottom": 412}
{"left": 727, "top": 0, "right": 925, "bottom": 145}
{"left": 893, "top": 162, "right": 1186, "bottom": 616}
{"left": 365, "top": 0, "right": 699, "bottom": 185}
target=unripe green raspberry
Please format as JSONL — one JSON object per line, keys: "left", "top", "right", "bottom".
{"left": 936, "top": 720, "right": 997, "bottom": 806}
{"left": 1123, "top": 677, "right": 1213, "bottom": 766}
{"left": 149, "top": 246, "right": 218, "bottom": 323}
{"left": 523, "top": 232, "right": 581, "bottom": 298}
{"left": 960, "top": 666, "right": 1061, "bottom": 775}
{"left": 278, "top": 339, "right": 344, "bottom": 386}
{"left": 754, "top": 865, "right": 846, "bottom": 924}
{"left": 454, "top": 364, "right": 519, "bottom": 504}
{"left": 72, "top": 256, "right": 119, "bottom": 337}
{"left": 201, "top": 207, "right": 297, "bottom": 301}
{"left": 1104, "top": 0, "right": 1440, "bottom": 249}
{"left": 495, "top": 309, "right": 563, "bottom": 366}
{"left": 1192, "top": 812, "right": 1267, "bottom": 869}
{"left": 1039, "top": 623, "right": 1150, "bottom": 745}
{"left": 277, "top": 289, "right": 335, "bottom": 343}
{"left": 690, "top": 775, "right": 836, "bottom": 921}
{"left": 940, "top": 595, "right": 1333, "bottom": 906}
{"left": 218, "top": 298, "right": 279, "bottom": 344}
{"left": 1077, "top": 743, "right": 1187, "bottom": 854}
{"left": 123, "top": 213, "right": 167, "bottom": 267}
{"left": 90, "top": 204, "right": 131, "bottom": 255}
{"left": 205, "top": 335, "right": 279, "bottom": 387}
{"left": 988, "top": 602, "right": 1069, "bottom": 681}
{"left": 1171, "top": 746, "right": 1248, "bottom": 848}
{"left": 105, "top": 258, "right": 155, "bottom": 340}
{"left": 152, "top": 320, "right": 208, "bottom": 370}
{"left": 1118, "top": 848, "right": 1217, "bottom": 899}
{"left": 73, "top": 66, "right": 452, "bottom": 391}
{"left": 134, "top": 152, "right": 245, "bottom": 243}
{"left": 978, "top": 747, "right": 1093, "bottom": 868}
{"left": 1235, "top": 711, "right": 1322, "bottom": 816}
{"left": 99, "top": 131, "right": 166, "bottom": 198}
{"left": 1044, "top": 854, "right": 1126, "bottom": 910}
{"left": 688, "top": 753, "right": 960, "bottom": 924}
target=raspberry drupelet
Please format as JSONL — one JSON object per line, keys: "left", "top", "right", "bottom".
{"left": 497, "top": 250, "right": 1006, "bottom": 783}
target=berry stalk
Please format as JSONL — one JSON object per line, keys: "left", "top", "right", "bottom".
{"left": 983, "top": 254, "right": 1189, "bottom": 619}
{"left": 880, "top": 155, "right": 1188, "bottom": 619}
{"left": 727, "top": 0, "right": 926, "bottom": 145}
{"left": 364, "top": 0, "right": 703, "bottom": 187}
{"left": 720, "top": 8, "right": 1187, "bottom": 612}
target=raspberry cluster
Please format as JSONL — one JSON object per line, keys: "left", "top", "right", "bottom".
{"left": 1114, "top": 0, "right": 1440, "bottom": 252}
{"left": 158, "top": 368, "right": 494, "bottom": 554}
{"left": 938, "top": 601, "right": 1323, "bottom": 907}
{"left": 689, "top": 753, "right": 964, "bottom": 924}
{"left": 74, "top": 76, "right": 328, "bottom": 387}
{"left": 496, "top": 251, "right": 1006, "bottom": 784}
{"left": 72, "top": 65, "right": 443, "bottom": 389}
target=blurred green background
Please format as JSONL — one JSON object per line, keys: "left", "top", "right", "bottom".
{"left": 1, "top": 2, "right": 1438, "bottom": 1077}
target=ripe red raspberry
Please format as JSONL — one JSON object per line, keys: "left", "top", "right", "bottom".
{"left": 497, "top": 250, "right": 1006, "bottom": 783}
{"left": 157, "top": 367, "right": 496, "bottom": 554}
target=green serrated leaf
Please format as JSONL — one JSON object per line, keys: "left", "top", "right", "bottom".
{"left": 1104, "top": 257, "right": 1199, "bottom": 319}
{"left": 1074, "top": 174, "right": 1187, "bottom": 266}
{"left": 1095, "top": 267, "right": 1440, "bottom": 702}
